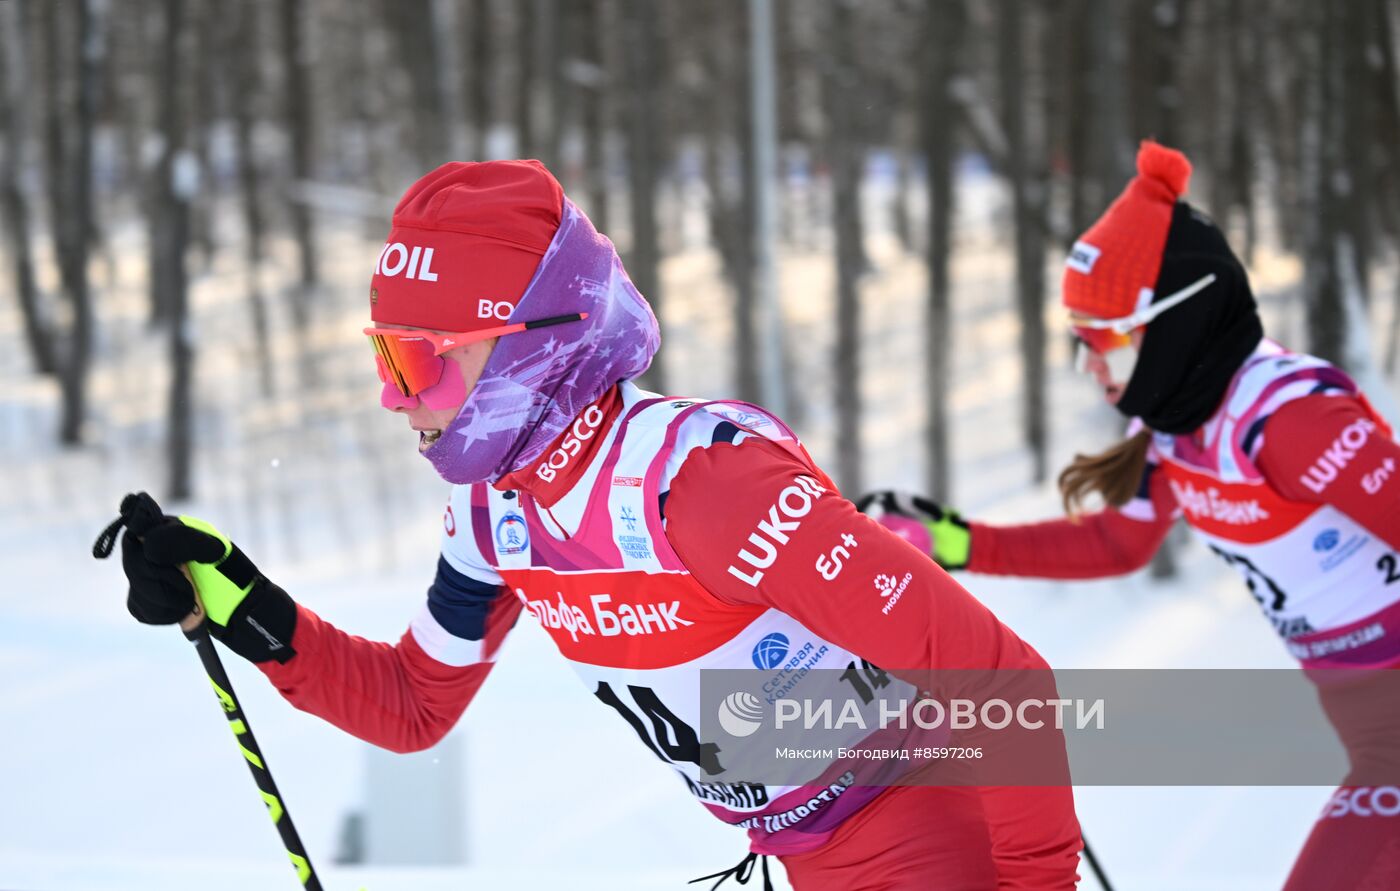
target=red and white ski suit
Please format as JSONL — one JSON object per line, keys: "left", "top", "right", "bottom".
{"left": 257, "top": 383, "right": 1081, "bottom": 890}
{"left": 961, "top": 341, "right": 1400, "bottom": 889}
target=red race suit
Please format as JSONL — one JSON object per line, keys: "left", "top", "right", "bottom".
{"left": 259, "top": 383, "right": 1082, "bottom": 890}
{"left": 941, "top": 341, "right": 1400, "bottom": 889}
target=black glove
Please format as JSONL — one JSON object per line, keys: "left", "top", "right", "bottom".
{"left": 97, "top": 492, "right": 298, "bottom": 664}
{"left": 123, "top": 521, "right": 199, "bottom": 624}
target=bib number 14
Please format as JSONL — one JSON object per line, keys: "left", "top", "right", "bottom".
{"left": 1209, "top": 545, "right": 1288, "bottom": 612}
{"left": 594, "top": 681, "right": 724, "bottom": 775}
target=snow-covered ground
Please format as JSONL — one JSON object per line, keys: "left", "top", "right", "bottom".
{"left": 4, "top": 167, "right": 1397, "bottom": 889}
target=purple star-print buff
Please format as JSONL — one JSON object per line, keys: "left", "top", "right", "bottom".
{"left": 421, "top": 199, "right": 661, "bottom": 484}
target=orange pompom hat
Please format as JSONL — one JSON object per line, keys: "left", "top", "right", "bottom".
{"left": 1062, "top": 140, "right": 1192, "bottom": 319}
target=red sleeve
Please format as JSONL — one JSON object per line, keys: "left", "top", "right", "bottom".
{"left": 967, "top": 464, "right": 1176, "bottom": 579}
{"left": 666, "top": 438, "right": 1082, "bottom": 890}
{"left": 258, "top": 594, "right": 521, "bottom": 754}
{"left": 1256, "top": 394, "right": 1400, "bottom": 549}
{"left": 667, "top": 438, "right": 1051, "bottom": 671}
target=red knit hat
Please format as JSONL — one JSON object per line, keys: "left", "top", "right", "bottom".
{"left": 1062, "top": 141, "right": 1192, "bottom": 319}
{"left": 369, "top": 159, "right": 564, "bottom": 331}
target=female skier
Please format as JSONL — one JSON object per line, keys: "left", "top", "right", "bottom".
{"left": 111, "top": 160, "right": 1081, "bottom": 889}
{"left": 861, "top": 141, "right": 1400, "bottom": 889}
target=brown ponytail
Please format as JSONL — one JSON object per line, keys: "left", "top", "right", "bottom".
{"left": 1057, "top": 429, "right": 1153, "bottom": 517}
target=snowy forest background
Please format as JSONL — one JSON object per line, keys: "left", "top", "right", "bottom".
{"left": 6, "top": 0, "right": 1400, "bottom": 889}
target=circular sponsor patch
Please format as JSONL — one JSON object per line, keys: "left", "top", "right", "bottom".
{"left": 1313, "top": 529, "right": 1340, "bottom": 552}
{"left": 752, "top": 632, "right": 790, "bottom": 671}
{"left": 495, "top": 511, "right": 529, "bottom": 556}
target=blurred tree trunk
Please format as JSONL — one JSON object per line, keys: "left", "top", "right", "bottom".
{"left": 434, "top": 0, "right": 467, "bottom": 160}
{"left": 154, "top": 0, "right": 195, "bottom": 497}
{"left": 512, "top": 0, "right": 562, "bottom": 165}
{"left": 1093, "top": 0, "right": 1132, "bottom": 187}
{"left": 383, "top": 0, "right": 451, "bottom": 170}
{"left": 826, "top": 0, "right": 863, "bottom": 494}
{"left": 1372, "top": 0, "right": 1400, "bottom": 372}
{"left": 39, "top": 0, "right": 69, "bottom": 292}
{"left": 190, "top": 2, "right": 218, "bottom": 271}
{"left": 1065, "top": 0, "right": 1093, "bottom": 236}
{"left": 920, "top": 0, "right": 965, "bottom": 501}
{"left": 513, "top": 2, "right": 532, "bottom": 156}
{"left": 892, "top": 123, "right": 915, "bottom": 255}
{"left": 944, "top": 49, "right": 1068, "bottom": 252}
{"left": 0, "top": 0, "right": 55, "bottom": 376}
{"left": 42, "top": 0, "right": 102, "bottom": 445}
{"left": 556, "top": 0, "right": 591, "bottom": 191}
{"left": 1258, "top": 4, "right": 1304, "bottom": 254}
{"left": 1043, "top": 0, "right": 1069, "bottom": 194}
{"left": 224, "top": 0, "right": 274, "bottom": 397}
{"left": 349, "top": 0, "right": 394, "bottom": 198}
{"left": 775, "top": 0, "right": 816, "bottom": 252}
{"left": 1227, "top": 0, "right": 1258, "bottom": 262}
{"left": 1206, "top": 0, "right": 1256, "bottom": 259}
{"left": 654, "top": 5, "right": 686, "bottom": 258}
{"left": 581, "top": 0, "right": 613, "bottom": 232}
{"left": 1369, "top": 0, "right": 1400, "bottom": 254}
{"left": 540, "top": 0, "right": 567, "bottom": 175}
{"left": 1340, "top": 0, "right": 1375, "bottom": 299}
{"left": 110, "top": 2, "right": 151, "bottom": 216}
{"left": 130, "top": 4, "right": 172, "bottom": 325}
{"left": 622, "top": 0, "right": 664, "bottom": 392}
{"left": 701, "top": 7, "right": 759, "bottom": 404}
{"left": 999, "top": 0, "right": 1049, "bottom": 483}
{"left": 1300, "top": 1, "right": 1357, "bottom": 367}
{"left": 280, "top": 0, "right": 318, "bottom": 301}
{"left": 1127, "top": 0, "right": 1187, "bottom": 147}
{"left": 461, "top": 0, "right": 493, "bottom": 159}
{"left": 1068, "top": 0, "right": 1131, "bottom": 235}
{"left": 874, "top": 3, "right": 918, "bottom": 257}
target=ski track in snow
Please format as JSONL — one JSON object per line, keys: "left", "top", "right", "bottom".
{"left": 3, "top": 169, "right": 1395, "bottom": 889}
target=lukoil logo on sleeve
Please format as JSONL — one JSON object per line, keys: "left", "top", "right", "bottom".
{"left": 727, "top": 475, "right": 829, "bottom": 587}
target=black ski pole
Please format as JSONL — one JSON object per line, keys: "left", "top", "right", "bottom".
{"left": 93, "top": 501, "right": 323, "bottom": 891}
{"left": 185, "top": 619, "right": 324, "bottom": 891}
{"left": 1082, "top": 834, "right": 1115, "bottom": 891}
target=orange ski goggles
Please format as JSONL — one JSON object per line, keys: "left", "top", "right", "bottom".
{"left": 365, "top": 312, "right": 588, "bottom": 399}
